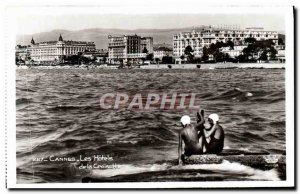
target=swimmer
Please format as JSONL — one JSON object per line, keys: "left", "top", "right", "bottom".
{"left": 178, "top": 110, "right": 206, "bottom": 165}
{"left": 201, "top": 113, "right": 225, "bottom": 154}
{"left": 178, "top": 110, "right": 225, "bottom": 165}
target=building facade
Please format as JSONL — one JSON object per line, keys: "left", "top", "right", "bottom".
{"left": 107, "top": 35, "right": 127, "bottom": 64}
{"left": 173, "top": 26, "right": 279, "bottom": 59}
{"left": 141, "top": 37, "right": 153, "bottom": 54}
{"left": 108, "top": 34, "right": 153, "bottom": 65}
{"left": 219, "top": 45, "right": 247, "bottom": 58}
{"left": 82, "top": 49, "right": 108, "bottom": 64}
{"left": 15, "top": 45, "right": 29, "bottom": 61}
{"left": 276, "top": 45, "right": 285, "bottom": 63}
{"left": 153, "top": 47, "right": 173, "bottom": 60}
{"left": 23, "top": 35, "right": 96, "bottom": 64}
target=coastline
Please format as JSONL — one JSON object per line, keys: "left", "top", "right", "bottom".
{"left": 16, "top": 63, "right": 285, "bottom": 70}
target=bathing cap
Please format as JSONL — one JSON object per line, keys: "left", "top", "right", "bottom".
{"left": 208, "top": 114, "right": 219, "bottom": 123}
{"left": 180, "top": 115, "right": 191, "bottom": 125}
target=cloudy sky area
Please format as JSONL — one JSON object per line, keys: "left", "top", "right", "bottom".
{"left": 17, "top": 14, "right": 285, "bottom": 35}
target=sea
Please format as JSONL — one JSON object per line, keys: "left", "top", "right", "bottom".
{"left": 16, "top": 67, "right": 286, "bottom": 183}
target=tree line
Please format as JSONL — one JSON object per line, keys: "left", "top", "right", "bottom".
{"left": 180, "top": 37, "right": 282, "bottom": 63}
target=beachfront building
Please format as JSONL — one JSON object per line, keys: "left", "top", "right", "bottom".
{"left": 107, "top": 34, "right": 153, "bottom": 65}
{"left": 141, "top": 37, "right": 154, "bottom": 54}
{"left": 15, "top": 45, "right": 29, "bottom": 61}
{"left": 276, "top": 45, "right": 285, "bottom": 63}
{"left": 219, "top": 45, "right": 247, "bottom": 58}
{"left": 127, "top": 53, "right": 147, "bottom": 64}
{"left": 82, "top": 49, "right": 108, "bottom": 63}
{"left": 173, "top": 26, "right": 279, "bottom": 62}
{"left": 24, "top": 35, "right": 96, "bottom": 64}
{"left": 153, "top": 47, "right": 173, "bottom": 60}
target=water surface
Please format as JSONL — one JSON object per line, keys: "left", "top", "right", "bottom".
{"left": 16, "top": 68, "right": 285, "bottom": 183}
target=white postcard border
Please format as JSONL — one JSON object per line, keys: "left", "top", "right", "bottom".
{"left": 5, "top": 5, "right": 295, "bottom": 188}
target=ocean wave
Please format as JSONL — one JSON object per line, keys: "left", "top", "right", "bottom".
{"left": 208, "top": 88, "right": 252, "bottom": 102}
{"left": 46, "top": 105, "right": 99, "bottom": 112}
{"left": 89, "top": 160, "right": 280, "bottom": 181}
{"left": 16, "top": 98, "right": 33, "bottom": 105}
{"left": 207, "top": 87, "right": 285, "bottom": 104}
{"left": 240, "top": 132, "right": 266, "bottom": 141}
{"left": 16, "top": 87, "right": 37, "bottom": 93}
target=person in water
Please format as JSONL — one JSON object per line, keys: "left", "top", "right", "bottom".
{"left": 201, "top": 113, "right": 225, "bottom": 154}
{"left": 178, "top": 110, "right": 225, "bottom": 165}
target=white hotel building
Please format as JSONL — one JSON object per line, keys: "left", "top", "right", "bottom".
{"left": 108, "top": 35, "right": 153, "bottom": 64}
{"left": 153, "top": 47, "right": 173, "bottom": 60}
{"left": 173, "top": 26, "right": 279, "bottom": 61}
{"left": 25, "top": 35, "right": 96, "bottom": 64}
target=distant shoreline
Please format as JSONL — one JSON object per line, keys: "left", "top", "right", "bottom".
{"left": 16, "top": 63, "right": 285, "bottom": 70}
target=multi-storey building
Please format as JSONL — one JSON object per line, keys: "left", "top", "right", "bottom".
{"left": 219, "top": 45, "right": 247, "bottom": 58}
{"left": 108, "top": 34, "right": 153, "bottom": 65}
{"left": 82, "top": 49, "right": 108, "bottom": 64}
{"left": 15, "top": 45, "right": 29, "bottom": 61}
{"left": 141, "top": 37, "right": 153, "bottom": 54}
{"left": 173, "top": 26, "right": 279, "bottom": 60}
{"left": 153, "top": 47, "right": 173, "bottom": 60}
{"left": 23, "top": 34, "right": 96, "bottom": 64}
{"left": 107, "top": 35, "right": 127, "bottom": 64}
{"left": 276, "top": 45, "right": 285, "bottom": 63}
{"left": 127, "top": 35, "right": 142, "bottom": 54}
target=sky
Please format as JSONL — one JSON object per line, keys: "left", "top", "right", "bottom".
{"left": 16, "top": 14, "right": 285, "bottom": 35}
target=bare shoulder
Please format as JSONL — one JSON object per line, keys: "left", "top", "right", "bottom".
{"left": 179, "top": 126, "right": 190, "bottom": 136}
{"left": 184, "top": 124, "right": 195, "bottom": 132}
{"left": 216, "top": 124, "right": 224, "bottom": 130}
{"left": 178, "top": 128, "right": 184, "bottom": 135}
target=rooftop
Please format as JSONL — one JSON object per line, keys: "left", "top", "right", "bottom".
{"left": 31, "top": 34, "right": 95, "bottom": 45}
